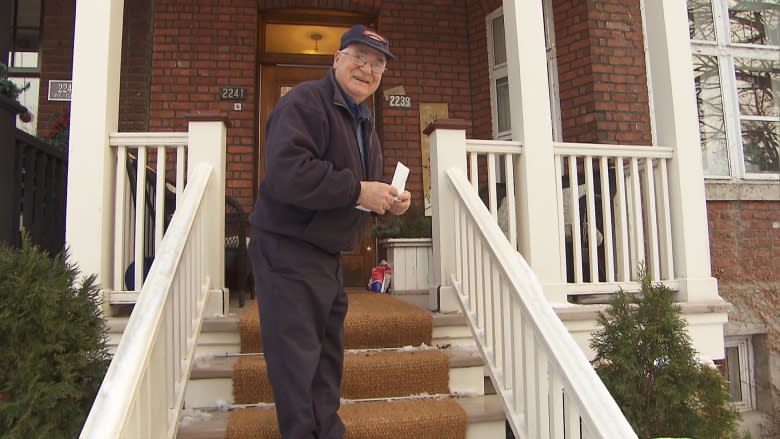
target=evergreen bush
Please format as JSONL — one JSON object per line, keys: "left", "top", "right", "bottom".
{"left": 590, "top": 269, "right": 740, "bottom": 439}
{"left": 0, "top": 233, "right": 109, "bottom": 438}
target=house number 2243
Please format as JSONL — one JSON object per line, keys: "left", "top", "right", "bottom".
{"left": 388, "top": 95, "right": 412, "bottom": 109}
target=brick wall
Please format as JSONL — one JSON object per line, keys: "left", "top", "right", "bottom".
{"left": 151, "top": 0, "right": 258, "bottom": 209}
{"left": 553, "top": 0, "right": 651, "bottom": 145}
{"left": 38, "top": 0, "right": 75, "bottom": 139}
{"left": 708, "top": 200, "right": 780, "bottom": 289}
{"left": 375, "top": 0, "right": 476, "bottom": 212}
{"left": 119, "top": 0, "right": 155, "bottom": 132}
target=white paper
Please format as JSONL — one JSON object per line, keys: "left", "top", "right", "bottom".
{"left": 390, "top": 161, "right": 409, "bottom": 198}
{"left": 356, "top": 161, "right": 409, "bottom": 211}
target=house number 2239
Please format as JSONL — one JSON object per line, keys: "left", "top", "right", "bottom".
{"left": 388, "top": 95, "right": 412, "bottom": 109}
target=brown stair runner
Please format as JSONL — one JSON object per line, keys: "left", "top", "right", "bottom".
{"left": 231, "top": 292, "right": 467, "bottom": 438}
{"left": 226, "top": 399, "right": 467, "bottom": 439}
{"left": 239, "top": 292, "right": 433, "bottom": 353}
{"left": 233, "top": 349, "right": 451, "bottom": 404}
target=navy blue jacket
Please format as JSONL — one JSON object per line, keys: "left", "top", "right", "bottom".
{"left": 249, "top": 69, "right": 384, "bottom": 254}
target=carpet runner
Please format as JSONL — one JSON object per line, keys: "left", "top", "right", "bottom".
{"left": 227, "top": 292, "right": 468, "bottom": 439}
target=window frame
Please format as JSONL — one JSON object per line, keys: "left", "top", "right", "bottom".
{"left": 689, "top": 0, "right": 780, "bottom": 181}
{"left": 486, "top": 5, "right": 562, "bottom": 143}
{"left": 716, "top": 336, "right": 756, "bottom": 411}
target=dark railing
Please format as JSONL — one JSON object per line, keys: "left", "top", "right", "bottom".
{"left": 0, "top": 96, "right": 67, "bottom": 255}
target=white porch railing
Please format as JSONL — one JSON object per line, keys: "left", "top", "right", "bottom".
{"left": 110, "top": 133, "right": 188, "bottom": 298}
{"left": 447, "top": 167, "right": 636, "bottom": 438}
{"left": 430, "top": 121, "right": 637, "bottom": 438}
{"left": 464, "top": 137, "right": 678, "bottom": 300}
{"left": 80, "top": 163, "right": 215, "bottom": 438}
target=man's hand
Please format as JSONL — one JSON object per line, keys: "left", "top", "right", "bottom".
{"left": 358, "top": 181, "right": 399, "bottom": 214}
{"left": 388, "top": 190, "right": 411, "bottom": 216}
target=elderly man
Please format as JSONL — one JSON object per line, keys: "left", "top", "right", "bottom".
{"left": 248, "top": 25, "right": 411, "bottom": 438}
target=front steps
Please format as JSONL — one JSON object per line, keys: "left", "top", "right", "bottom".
{"left": 184, "top": 347, "right": 486, "bottom": 408}
{"left": 105, "top": 309, "right": 476, "bottom": 356}
{"left": 170, "top": 292, "right": 505, "bottom": 438}
{"left": 177, "top": 395, "right": 505, "bottom": 438}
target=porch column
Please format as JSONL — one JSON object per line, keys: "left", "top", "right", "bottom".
{"left": 427, "top": 119, "right": 469, "bottom": 313}
{"left": 65, "top": 0, "right": 124, "bottom": 287}
{"left": 644, "top": 1, "right": 720, "bottom": 302}
{"left": 186, "top": 113, "right": 228, "bottom": 290}
{"left": 503, "top": 0, "right": 566, "bottom": 302}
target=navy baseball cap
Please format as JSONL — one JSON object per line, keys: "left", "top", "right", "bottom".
{"left": 339, "top": 25, "right": 394, "bottom": 60}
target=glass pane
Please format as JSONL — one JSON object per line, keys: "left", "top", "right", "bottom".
{"left": 728, "top": 0, "right": 780, "bottom": 46}
{"left": 16, "top": 0, "right": 41, "bottom": 28}
{"left": 735, "top": 57, "right": 779, "bottom": 117}
{"left": 11, "top": 77, "right": 38, "bottom": 135}
{"left": 725, "top": 347, "right": 743, "bottom": 401}
{"left": 693, "top": 55, "right": 730, "bottom": 176}
{"left": 688, "top": 0, "right": 717, "bottom": 41}
{"left": 492, "top": 15, "right": 507, "bottom": 66}
{"left": 10, "top": 51, "right": 39, "bottom": 69}
{"left": 264, "top": 24, "right": 348, "bottom": 55}
{"left": 741, "top": 119, "right": 779, "bottom": 173}
{"left": 496, "top": 76, "right": 511, "bottom": 133}
{"left": 14, "top": 28, "right": 39, "bottom": 52}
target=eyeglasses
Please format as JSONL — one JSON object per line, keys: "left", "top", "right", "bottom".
{"left": 339, "top": 50, "right": 387, "bottom": 75}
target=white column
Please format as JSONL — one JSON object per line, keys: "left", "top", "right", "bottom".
{"left": 644, "top": 0, "right": 720, "bottom": 301}
{"left": 503, "top": 0, "right": 565, "bottom": 301}
{"left": 187, "top": 116, "right": 228, "bottom": 290}
{"left": 427, "top": 120, "right": 469, "bottom": 313}
{"left": 65, "top": 0, "right": 125, "bottom": 288}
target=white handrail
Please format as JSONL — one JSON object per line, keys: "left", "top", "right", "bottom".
{"left": 80, "top": 164, "right": 214, "bottom": 438}
{"left": 446, "top": 167, "right": 637, "bottom": 439}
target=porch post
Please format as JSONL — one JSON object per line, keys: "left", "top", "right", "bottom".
{"left": 426, "top": 119, "right": 470, "bottom": 313}
{"left": 502, "top": 0, "right": 566, "bottom": 302}
{"left": 65, "top": 0, "right": 124, "bottom": 287}
{"left": 644, "top": 1, "right": 720, "bottom": 302}
{"left": 186, "top": 113, "right": 228, "bottom": 290}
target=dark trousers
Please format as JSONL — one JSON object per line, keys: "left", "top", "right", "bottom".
{"left": 248, "top": 231, "right": 348, "bottom": 439}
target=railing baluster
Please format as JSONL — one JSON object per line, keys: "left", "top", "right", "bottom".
{"left": 614, "top": 158, "right": 630, "bottom": 282}
{"left": 567, "top": 156, "right": 583, "bottom": 283}
{"left": 658, "top": 159, "right": 674, "bottom": 279}
{"left": 155, "top": 147, "right": 166, "bottom": 250}
{"left": 114, "top": 147, "right": 128, "bottom": 291}
{"left": 134, "top": 147, "right": 148, "bottom": 291}
{"left": 584, "top": 157, "right": 598, "bottom": 282}
{"left": 599, "top": 157, "right": 615, "bottom": 282}
{"left": 628, "top": 158, "right": 645, "bottom": 279}
{"left": 487, "top": 153, "right": 498, "bottom": 221}
{"left": 643, "top": 158, "right": 660, "bottom": 281}
{"left": 504, "top": 153, "right": 517, "bottom": 249}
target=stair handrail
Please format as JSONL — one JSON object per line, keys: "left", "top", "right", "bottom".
{"left": 445, "top": 167, "right": 637, "bottom": 439}
{"left": 80, "top": 164, "right": 215, "bottom": 438}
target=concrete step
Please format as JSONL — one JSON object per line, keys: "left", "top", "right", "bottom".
{"left": 106, "top": 310, "right": 474, "bottom": 355}
{"left": 177, "top": 394, "right": 506, "bottom": 439}
{"left": 184, "top": 346, "right": 485, "bottom": 409}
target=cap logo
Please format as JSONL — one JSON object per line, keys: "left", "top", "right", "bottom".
{"left": 363, "top": 29, "right": 387, "bottom": 44}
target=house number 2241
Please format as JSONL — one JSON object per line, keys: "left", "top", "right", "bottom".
{"left": 388, "top": 95, "right": 412, "bottom": 109}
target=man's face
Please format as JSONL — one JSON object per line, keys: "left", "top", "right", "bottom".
{"left": 333, "top": 43, "right": 386, "bottom": 104}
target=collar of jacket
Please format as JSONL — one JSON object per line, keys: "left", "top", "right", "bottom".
{"left": 328, "top": 69, "right": 371, "bottom": 123}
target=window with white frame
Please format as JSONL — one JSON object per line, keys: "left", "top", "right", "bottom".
{"left": 688, "top": 0, "right": 779, "bottom": 179}
{"left": 487, "top": 9, "right": 512, "bottom": 142}
{"left": 487, "top": 5, "right": 562, "bottom": 144}
{"left": 7, "top": 0, "right": 41, "bottom": 135}
{"left": 714, "top": 336, "right": 756, "bottom": 411}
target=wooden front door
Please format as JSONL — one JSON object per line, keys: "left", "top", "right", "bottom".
{"left": 259, "top": 65, "right": 377, "bottom": 287}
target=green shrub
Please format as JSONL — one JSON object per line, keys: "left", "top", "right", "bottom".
{"left": 0, "top": 233, "right": 109, "bottom": 438}
{"left": 372, "top": 205, "right": 432, "bottom": 239}
{"left": 590, "top": 269, "right": 740, "bottom": 439}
